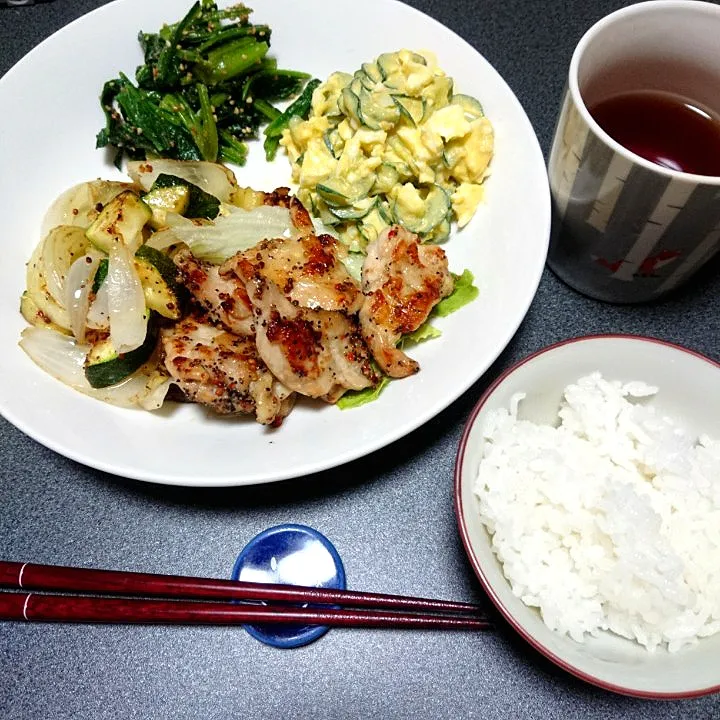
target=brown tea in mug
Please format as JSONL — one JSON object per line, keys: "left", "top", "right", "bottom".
{"left": 588, "top": 90, "right": 720, "bottom": 176}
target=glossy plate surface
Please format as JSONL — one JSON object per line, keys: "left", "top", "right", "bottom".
{"left": 0, "top": 0, "right": 550, "bottom": 485}
{"left": 455, "top": 335, "right": 720, "bottom": 698}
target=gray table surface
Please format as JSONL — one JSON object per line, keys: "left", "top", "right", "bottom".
{"left": 1, "top": 0, "right": 719, "bottom": 718}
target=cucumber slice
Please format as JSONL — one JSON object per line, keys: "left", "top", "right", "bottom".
{"left": 359, "top": 207, "right": 388, "bottom": 242}
{"left": 358, "top": 88, "right": 400, "bottom": 128}
{"left": 356, "top": 91, "right": 381, "bottom": 130}
{"left": 425, "top": 216, "right": 452, "bottom": 243}
{"left": 386, "top": 135, "right": 418, "bottom": 173}
{"left": 373, "top": 163, "right": 400, "bottom": 195}
{"left": 425, "top": 76, "right": 454, "bottom": 110}
{"left": 354, "top": 70, "right": 377, "bottom": 93}
{"left": 383, "top": 159, "right": 413, "bottom": 182}
{"left": 340, "top": 87, "right": 361, "bottom": 125}
{"left": 316, "top": 178, "right": 353, "bottom": 206}
{"left": 361, "top": 62, "right": 383, "bottom": 84}
{"left": 340, "top": 223, "right": 367, "bottom": 253}
{"left": 407, "top": 51, "right": 428, "bottom": 66}
{"left": 84, "top": 322, "right": 157, "bottom": 389}
{"left": 443, "top": 141, "right": 466, "bottom": 170}
{"left": 323, "top": 128, "right": 344, "bottom": 159}
{"left": 393, "top": 184, "right": 451, "bottom": 235}
{"left": 309, "top": 194, "right": 341, "bottom": 226}
{"left": 377, "top": 198, "right": 394, "bottom": 225}
{"left": 358, "top": 222, "right": 380, "bottom": 245}
{"left": 392, "top": 95, "right": 426, "bottom": 126}
{"left": 450, "top": 93, "right": 485, "bottom": 119}
{"left": 349, "top": 76, "right": 366, "bottom": 97}
{"left": 329, "top": 196, "right": 376, "bottom": 221}
{"left": 376, "top": 52, "right": 400, "bottom": 80}
{"left": 85, "top": 191, "right": 152, "bottom": 254}
{"left": 316, "top": 175, "right": 374, "bottom": 207}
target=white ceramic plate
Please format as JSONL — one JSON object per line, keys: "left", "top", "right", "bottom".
{"left": 455, "top": 335, "right": 720, "bottom": 697}
{"left": 0, "top": 0, "right": 550, "bottom": 486}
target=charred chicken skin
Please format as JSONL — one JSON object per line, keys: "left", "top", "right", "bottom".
{"left": 161, "top": 312, "right": 294, "bottom": 426}
{"left": 160, "top": 192, "right": 453, "bottom": 422}
{"left": 359, "top": 225, "right": 454, "bottom": 378}
{"left": 173, "top": 247, "right": 255, "bottom": 336}
{"left": 220, "top": 198, "right": 378, "bottom": 402}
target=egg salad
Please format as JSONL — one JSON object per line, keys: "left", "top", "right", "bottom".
{"left": 280, "top": 50, "right": 494, "bottom": 252}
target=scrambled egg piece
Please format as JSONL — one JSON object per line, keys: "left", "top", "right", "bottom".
{"left": 280, "top": 50, "right": 494, "bottom": 250}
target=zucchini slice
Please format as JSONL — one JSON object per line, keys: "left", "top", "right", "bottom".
{"left": 92, "top": 258, "right": 109, "bottom": 294}
{"left": 150, "top": 173, "right": 220, "bottom": 220}
{"left": 85, "top": 190, "right": 152, "bottom": 254}
{"left": 134, "top": 245, "right": 184, "bottom": 320}
{"left": 84, "top": 322, "right": 158, "bottom": 389}
{"left": 143, "top": 184, "right": 191, "bottom": 229}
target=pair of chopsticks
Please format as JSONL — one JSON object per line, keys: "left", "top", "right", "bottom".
{"left": 0, "top": 561, "right": 492, "bottom": 631}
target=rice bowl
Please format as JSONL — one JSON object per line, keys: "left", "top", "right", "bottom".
{"left": 454, "top": 335, "right": 720, "bottom": 698}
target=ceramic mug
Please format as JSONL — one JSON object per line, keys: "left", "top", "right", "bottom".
{"left": 547, "top": 0, "right": 720, "bottom": 303}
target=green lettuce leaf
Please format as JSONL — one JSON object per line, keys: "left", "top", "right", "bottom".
{"left": 337, "top": 270, "right": 478, "bottom": 410}
{"left": 337, "top": 375, "right": 391, "bottom": 410}
{"left": 400, "top": 323, "right": 442, "bottom": 346}
{"left": 434, "top": 269, "right": 479, "bottom": 317}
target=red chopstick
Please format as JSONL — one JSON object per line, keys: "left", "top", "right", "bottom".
{"left": 0, "top": 592, "right": 491, "bottom": 630}
{"left": 0, "top": 561, "right": 492, "bottom": 631}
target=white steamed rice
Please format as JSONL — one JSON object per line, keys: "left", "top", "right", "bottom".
{"left": 474, "top": 372, "right": 720, "bottom": 652}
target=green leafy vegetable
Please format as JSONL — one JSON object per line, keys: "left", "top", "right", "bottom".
{"left": 400, "top": 323, "right": 442, "bottom": 346}
{"left": 96, "top": 1, "right": 318, "bottom": 167}
{"left": 263, "top": 78, "right": 321, "bottom": 160}
{"left": 97, "top": 75, "right": 202, "bottom": 166}
{"left": 434, "top": 269, "right": 479, "bottom": 317}
{"left": 218, "top": 129, "right": 249, "bottom": 165}
{"left": 337, "top": 375, "right": 391, "bottom": 410}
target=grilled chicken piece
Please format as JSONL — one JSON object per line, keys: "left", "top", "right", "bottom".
{"left": 174, "top": 248, "right": 254, "bottom": 336}
{"left": 220, "top": 199, "right": 377, "bottom": 402}
{"left": 223, "top": 198, "right": 363, "bottom": 314}
{"left": 161, "top": 314, "right": 294, "bottom": 426}
{"left": 359, "top": 225, "right": 454, "bottom": 378}
{"left": 249, "top": 280, "right": 375, "bottom": 403}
